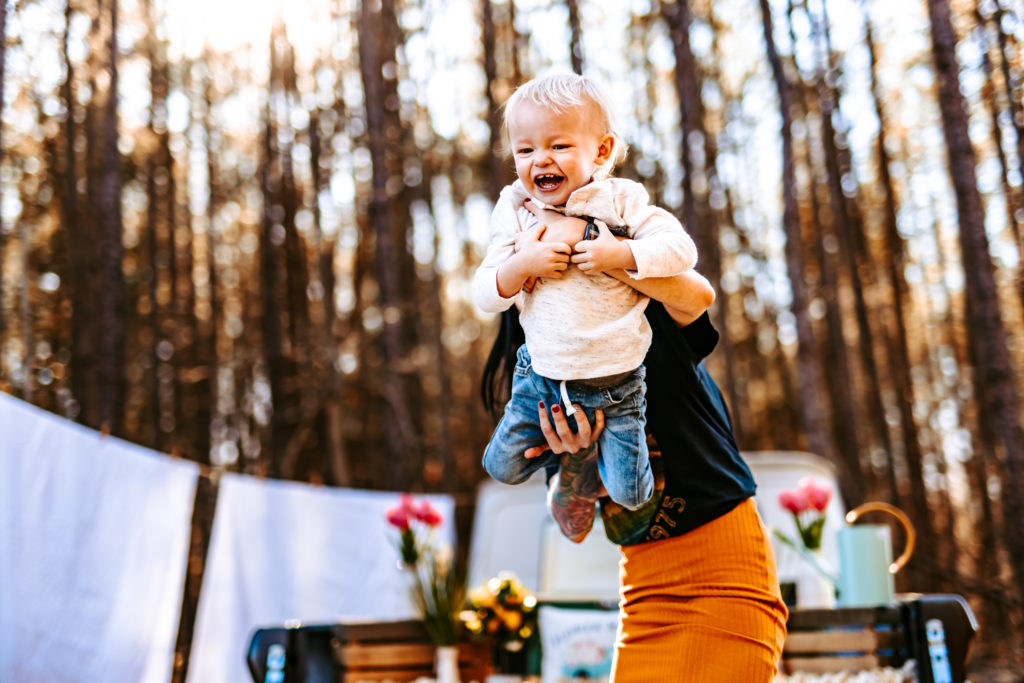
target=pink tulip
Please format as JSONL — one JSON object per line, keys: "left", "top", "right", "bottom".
{"left": 398, "top": 493, "right": 417, "bottom": 514}
{"left": 778, "top": 489, "right": 809, "bottom": 514}
{"left": 416, "top": 500, "right": 443, "bottom": 527}
{"left": 797, "top": 477, "right": 831, "bottom": 511}
{"left": 385, "top": 506, "right": 410, "bottom": 531}
{"left": 808, "top": 484, "right": 831, "bottom": 511}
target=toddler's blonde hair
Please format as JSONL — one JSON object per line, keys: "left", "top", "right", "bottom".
{"left": 502, "top": 73, "right": 628, "bottom": 180}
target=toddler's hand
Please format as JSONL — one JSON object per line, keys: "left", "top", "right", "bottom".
{"left": 513, "top": 226, "right": 545, "bottom": 292}
{"left": 572, "top": 221, "right": 636, "bottom": 273}
{"left": 516, "top": 224, "right": 571, "bottom": 280}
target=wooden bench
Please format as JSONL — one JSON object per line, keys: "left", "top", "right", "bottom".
{"left": 782, "top": 595, "right": 977, "bottom": 683}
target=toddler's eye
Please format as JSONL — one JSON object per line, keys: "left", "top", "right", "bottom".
{"left": 516, "top": 147, "right": 533, "bottom": 155}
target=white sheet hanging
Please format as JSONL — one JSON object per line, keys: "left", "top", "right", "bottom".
{"left": 0, "top": 392, "right": 199, "bottom": 683}
{"left": 186, "top": 472, "right": 454, "bottom": 683}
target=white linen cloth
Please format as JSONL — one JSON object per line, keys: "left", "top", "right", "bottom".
{"left": 186, "top": 473, "right": 454, "bottom": 683}
{"left": 0, "top": 392, "right": 199, "bottom": 683}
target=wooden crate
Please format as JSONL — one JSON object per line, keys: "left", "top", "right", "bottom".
{"left": 782, "top": 596, "right": 977, "bottom": 683}
{"left": 782, "top": 606, "right": 909, "bottom": 675}
{"left": 332, "top": 619, "right": 492, "bottom": 683}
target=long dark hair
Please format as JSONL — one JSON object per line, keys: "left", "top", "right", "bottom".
{"left": 480, "top": 308, "right": 525, "bottom": 415}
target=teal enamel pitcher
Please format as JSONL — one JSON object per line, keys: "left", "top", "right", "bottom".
{"left": 837, "top": 502, "right": 916, "bottom": 607}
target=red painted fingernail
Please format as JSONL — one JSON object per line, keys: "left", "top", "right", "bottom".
{"left": 552, "top": 405, "right": 560, "bottom": 414}
{"left": 538, "top": 401, "right": 545, "bottom": 409}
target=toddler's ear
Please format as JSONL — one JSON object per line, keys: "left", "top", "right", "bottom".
{"left": 595, "top": 134, "right": 615, "bottom": 165}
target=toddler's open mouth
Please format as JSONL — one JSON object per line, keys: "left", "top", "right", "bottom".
{"left": 533, "top": 173, "right": 564, "bottom": 192}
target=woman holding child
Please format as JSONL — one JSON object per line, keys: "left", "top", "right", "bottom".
{"left": 478, "top": 74, "right": 787, "bottom": 681}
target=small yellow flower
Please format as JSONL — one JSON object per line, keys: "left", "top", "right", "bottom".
{"left": 501, "top": 610, "right": 523, "bottom": 631}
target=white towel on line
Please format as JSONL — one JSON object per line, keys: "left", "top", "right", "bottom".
{"left": 0, "top": 392, "right": 199, "bottom": 683}
{"left": 186, "top": 472, "right": 455, "bottom": 683}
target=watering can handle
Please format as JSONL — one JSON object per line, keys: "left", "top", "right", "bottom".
{"left": 845, "top": 502, "right": 916, "bottom": 573}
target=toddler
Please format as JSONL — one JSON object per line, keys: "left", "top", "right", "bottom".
{"left": 473, "top": 73, "right": 697, "bottom": 510}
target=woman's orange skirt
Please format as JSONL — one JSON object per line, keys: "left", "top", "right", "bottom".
{"left": 611, "top": 498, "right": 788, "bottom": 682}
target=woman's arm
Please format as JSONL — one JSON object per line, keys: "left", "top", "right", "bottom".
{"left": 609, "top": 269, "right": 715, "bottom": 326}
{"left": 521, "top": 202, "right": 716, "bottom": 324}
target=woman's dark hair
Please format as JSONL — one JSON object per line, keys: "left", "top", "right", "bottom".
{"left": 480, "top": 308, "right": 525, "bottom": 414}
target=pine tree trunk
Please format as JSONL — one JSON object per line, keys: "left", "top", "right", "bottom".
{"left": 926, "top": 0, "right": 1024, "bottom": 603}
{"left": 358, "top": 0, "right": 420, "bottom": 487}
{"left": 804, "top": 65, "right": 865, "bottom": 503}
{"left": 175, "top": 61, "right": 198, "bottom": 458}
{"left": 98, "top": 0, "right": 124, "bottom": 433}
{"left": 811, "top": 0, "right": 897, "bottom": 504}
{"left": 277, "top": 39, "right": 315, "bottom": 480}
{"left": 861, "top": 4, "right": 916, "bottom": 507}
{"left": 978, "top": 6, "right": 1024, "bottom": 306}
{"left": 198, "top": 49, "right": 219, "bottom": 466}
{"left": 60, "top": 0, "right": 98, "bottom": 426}
{"left": 260, "top": 34, "right": 289, "bottom": 476}
{"left": 663, "top": 0, "right": 742, "bottom": 436}
{"left": 481, "top": 0, "right": 513, "bottom": 199}
{"left": 759, "top": 0, "right": 832, "bottom": 460}
{"left": 142, "top": 0, "right": 162, "bottom": 451}
{"left": 991, "top": 0, "right": 1024, "bottom": 254}
{"left": 566, "top": 0, "right": 583, "bottom": 74}
{"left": 308, "top": 100, "right": 350, "bottom": 486}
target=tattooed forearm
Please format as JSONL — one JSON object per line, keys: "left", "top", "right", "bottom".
{"left": 547, "top": 445, "right": 601, "bottom": 543}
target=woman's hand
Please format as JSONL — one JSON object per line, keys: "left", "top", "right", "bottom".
{"left": 522, "top": 199, "right": 587, "bottom": 246}
{"left": 524, "top": 401, "right": 604, "bottom": 459}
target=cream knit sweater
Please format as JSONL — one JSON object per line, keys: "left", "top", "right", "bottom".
{"left": 473, "top": 178, "right": 697, "bottom": 380}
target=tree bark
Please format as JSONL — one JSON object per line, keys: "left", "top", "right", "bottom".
{"left": 481, "top": 0, "right": 513, "bottom": 199}
{"left": 759, "top": 0, "right": 832, "bottom": 460}
{"left": 565, "top": 0, "right": 583, "bottom": 74}
{"left": 990, "top": 0, "right": 1024, "bottom": 254}
{"left": 927, "top": 0, "right": 1024, "bottom": 603}
{"left": 59, "top": 0, "right": 99, "bottom": 426}
{"left": 358, "top": 0, "right": 421, "bottom": 487}
{"left": 98, "top": 0, "right": 125, "bottom": 434}
{"left": 308, "top": 100, "right": 350, "bottom": 486}
{"left": 977, "top": 6, "right": 1024, "bottom": 307}
{"left": 260, "top": 30, "right": 289, "bottom": 476}
{"left": 662, "top": 0, "right": 742, "bottom": 436}
{"left": 861, "top": 4, "right": 916, "bottom": 508}
{"left": 787, "top": 1, "right": 862, "bottom": 503}
{"left": 199, "top": 49, "right": 219, "bottom": 466}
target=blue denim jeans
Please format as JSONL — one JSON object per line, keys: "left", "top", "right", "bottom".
{"left": 482, "top": 346, "right": 653, "bottom": 510}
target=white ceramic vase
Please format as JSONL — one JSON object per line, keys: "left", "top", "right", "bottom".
{"left": 435, "top": 645, "right": 461, "bottom": 683}
{"left": 796, "top": 549, "right": 837, "bottom": 609}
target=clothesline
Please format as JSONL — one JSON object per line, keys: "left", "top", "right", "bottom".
{"left": 0, "top": 392, "right": 455, "bottom": 683}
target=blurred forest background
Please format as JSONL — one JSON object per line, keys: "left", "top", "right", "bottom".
{"left": 1, "top": 0, "right": 1023, "bottom": 677}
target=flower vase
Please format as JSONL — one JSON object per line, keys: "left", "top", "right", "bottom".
{"left": 796, "top": 549, "right": 836, "bottom": 609}
{"left": 435, "top": 645, "right": 461, "bottom": 683}
{"left": 397, "top": 563, "right": 418, "bottom": 611}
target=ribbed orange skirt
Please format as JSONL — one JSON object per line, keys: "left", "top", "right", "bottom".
{"left": 611, "top": 498, "right": 788, "bottom": 682}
